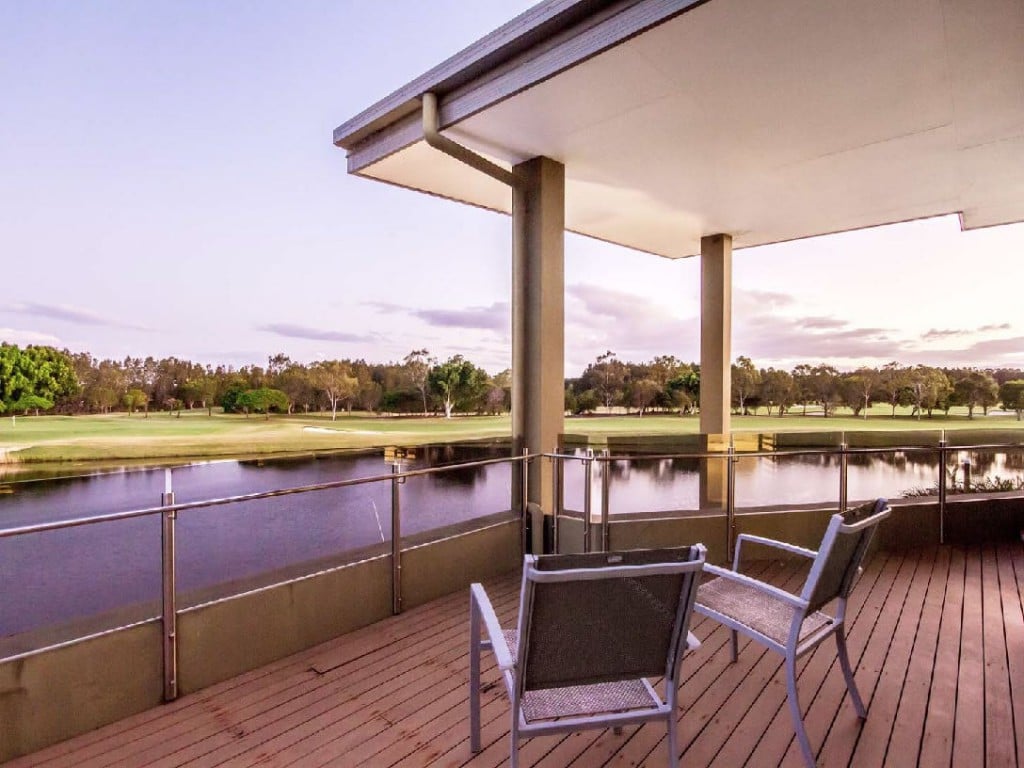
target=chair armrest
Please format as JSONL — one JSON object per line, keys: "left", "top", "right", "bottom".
{"left": 702, "top": 564, "right": 808, "bottom": 610}
{"left": 733, "top": 534, "right": 817, "bottom": 570}
{"left": 470, "top": 583, "right": 514, "bottom": 671}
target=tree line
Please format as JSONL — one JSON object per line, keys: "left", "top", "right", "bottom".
{"left": 0, "top": 344, "right": 502, "bottom": 420}
{"left": 1, "top": 342, "right": 1023, "bottom": 420}
{"left": 567, "top": 354, "right": 1024, "bottom": 420}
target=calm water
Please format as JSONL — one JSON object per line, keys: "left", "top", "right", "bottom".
{"left": 2, "top": 440, "right": 1022, "bottom": 645}
{"left": 0, "top": 444, "right": 512, "bottom": 642}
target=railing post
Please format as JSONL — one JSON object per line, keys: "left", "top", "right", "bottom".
{"left": 600, "top": 449, "right": 611, "bottom": 552}
{"left": 583, "top": 449, "right": 593, "bottom": 553}
{"left": 391, "top": 463, "right": 402, "bottom": 615}
{"left": 520, "top": 448, "right": 529, "bottom": 556}
{"left": 938, "top": 435, "right": 947, "bottom": 545}
{"left": 726, "top": 442, "right": 737, "bottom": 562}
{"left": 161, "top": 468, "right": 178, "bottom": 702}
{"left": 839, "top": 438, "right": 849, "bottom": 512}
{"left": 552, "top": 453, "right": 562, "bottom": 555}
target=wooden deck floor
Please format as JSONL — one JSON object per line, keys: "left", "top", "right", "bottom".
{"left": 9, "top": 543, "right": 1023, "bottom": 768}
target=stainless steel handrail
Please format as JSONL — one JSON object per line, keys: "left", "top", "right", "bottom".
{"left": 541, "top": 438, "right": 1024, "bottom": 553}
{"left": 0, "top": 452, "right": 534, "bottom": 697}
{"left": 0, "top": 454, "right": 526, "bottom": 539}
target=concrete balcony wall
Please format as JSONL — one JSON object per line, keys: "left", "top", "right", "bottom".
{"left": 0, "top": 521, "right": 522, "bottom": 764}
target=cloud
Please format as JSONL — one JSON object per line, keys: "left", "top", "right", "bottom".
{"left": 2, "top": 302, "right": 148, "bottom": 330}
{"left": 922, "top": 323, "right": 1012, "bottom": 341}
{"left": 411, "top": 302, "right": 509, "bottom": 333}
{"left": 734, "top": 289, "right": 795, "bottom": 313}
{"left": 257, "top": 323, "right": 374, "bottom": 343}
{"left": 800, "top": 316, "right": 848, "bottom": 330}
{"left": 979, "top": 323, "right": 1012, "bottom": 332}
{"left": 0, "top": 327, "right": 63, "bottom": 346}
{"left": 922, "top": 328, "right": 967, "bottom": 340}
{"left": 905, "top": 336, "right": 1024, "bottom": 366}
{"left": 363, "top": 301, "right": 405, "bottom": 314}
{"left": 364, "top": 300, "right": 510, "bottom": 334}
{"left": 565, "top": 283, "right": 696, "bottom": 371}
{"left": 737, "top": 314, "right": 904, "bottom": 363}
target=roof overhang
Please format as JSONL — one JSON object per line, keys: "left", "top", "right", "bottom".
{"left": 335, "top": 0, "right": 1024, "bottom": 258}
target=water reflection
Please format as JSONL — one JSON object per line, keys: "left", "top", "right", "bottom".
{"left": 3, "top": 437, "right": 1022, "bottom": 649}
{"left": 0, "top": 443, "right": 512, "bottom": 646}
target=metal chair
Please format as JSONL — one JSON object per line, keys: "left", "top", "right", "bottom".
{"left": 694, "top": 498, "right": 891, "bottom": 767}
{"left": 469, "top": 545, "right": 706, "bottom": 768}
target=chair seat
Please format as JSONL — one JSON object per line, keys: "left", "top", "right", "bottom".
{"left": 523, "top": 679, "right": 660, "bottom": 722}
{"left": 697, "top": 576, "right": 833, "bottom": 646}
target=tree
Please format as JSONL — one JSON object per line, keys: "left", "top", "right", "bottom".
{"left": 952, "top": 370, "right": 999, "bottom": 419}
{"left": 123, "top": 388, "right": 149, "bottom": 415}
{"left": 666, "top": 366, "right": 699, "bottom": 415}
{"left": 484, "top": 385, "right": 506, "bottom": 414}
{"left": 808, "top": 364, "right": 840, "bottom": 417}
{"left": 237, "top": 387, "right": 290, "bottom": 419}
{"left": 906, "top": 366, "right": 951, "bottom": 419}
{"left": 403, "top": 349, "right": 435, "bottom": 416}
{"left": 791, "top": 364, "right": 815, "bottom": 415}
{"left": 629, "top": 378, "right": 660, "bottom": 417}
{"left": 840, "top": 367, "right": 880, "bottom": 418}
{"left": 1000, "top": 380, "right": 1024, "bottom": 420}
{"left": 878, "top": 362, "right": 910, "bottom": 417}
{"left": 950, "top": 368, "right": 999, "bottom": 417}
{"left": 731, "top": 356, "right": 761, "bottom": 415}
{"left": 309, "top": 361, "right": 358, "bottom": 421}
{"left": 10, "top": 394, "right": 53, "bottom": 415}
{"left": 0, "top": 343, "right": 78, "bottom": 412}
{"left": 580, "top": 351, "right": 628, "bottom": 411}
{"left": 760, "top": 368, "right": 794, "bottom": 416}
{"left": 428, "top": 355, "right": 488, "bottom": 418}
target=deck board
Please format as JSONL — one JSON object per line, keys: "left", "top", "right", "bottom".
{"left": 8, "top": 544, "right": 1023, "bottom": 768}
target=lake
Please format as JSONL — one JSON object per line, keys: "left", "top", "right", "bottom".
{"left": 2, "top": 437, "right": 1022, "bottom": 650}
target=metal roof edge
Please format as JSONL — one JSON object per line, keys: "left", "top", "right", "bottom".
{"left": 332, "top": 0, "right": 637, "bottom": 149}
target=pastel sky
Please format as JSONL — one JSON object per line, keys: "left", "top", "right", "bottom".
{"left": 2, "top": 1, "right": 1022, "bottom": 376}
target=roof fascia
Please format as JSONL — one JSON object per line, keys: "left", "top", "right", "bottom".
{"left": 339, "top": 0, "right": 709, "bottom": 173}
{"left": 333, "top": 0, "right": 630, "bottom": 149}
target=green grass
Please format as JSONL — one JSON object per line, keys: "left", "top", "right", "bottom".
{"left": 0, "top": 405, "right": 1021, "bottom": 466}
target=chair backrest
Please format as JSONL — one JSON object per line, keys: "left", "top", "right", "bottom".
{"left": 516, "top": 545, "right": 705, "bottom": 693}
{"left": 802, "top": 498, "right": 891, "bottom": 614}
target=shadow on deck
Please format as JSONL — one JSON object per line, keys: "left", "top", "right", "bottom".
{"left": 9, "top": 543, "right": 1023, "bottom": 768}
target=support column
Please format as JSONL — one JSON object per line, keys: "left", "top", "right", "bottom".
{"left": 512, "top": 156, "right": 565, "bottom": 552}
{"left": 699, "top": 234, "right": 732, "bottom": 511}
{"left": 700, "top": 234, "right": 732, "bottom": 436}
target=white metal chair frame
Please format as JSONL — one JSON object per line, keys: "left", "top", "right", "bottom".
{"left": 470, "top": 546, "right": 706, "bottom": 768}
{"left": 694, "top": 500, "right": 891, "bottom": 768}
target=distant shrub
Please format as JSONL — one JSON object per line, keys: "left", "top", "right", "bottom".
{"left": 902, "top": 474, "right": 1024, "bottom": 497}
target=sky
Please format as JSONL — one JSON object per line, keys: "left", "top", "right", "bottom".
{"left": 2, "top": 1, "right": 1022, "bottom": 377}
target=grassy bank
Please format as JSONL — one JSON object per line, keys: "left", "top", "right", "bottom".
{"left": 1, "top": 405, "right": 1021, "bottom": 466}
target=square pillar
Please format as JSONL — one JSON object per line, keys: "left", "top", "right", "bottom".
{"left": 512, "top": 157, "right": 565, "bottom": 550}
{"left": 700, "top": 233, "right": 732, "bottom": 437}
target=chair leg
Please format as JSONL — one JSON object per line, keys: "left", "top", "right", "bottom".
{"left": 835, "top": 628, "right": 866, "bottom": 718}
{"left": 730, "top": 629, "right": 738, "bottom": 662}
{"left": 785, "top": 654, "right": 816, "bottom": 768}
{"left": 666, "top": 713, "right": 679, "bottom": 768}
{"left": 469, "top": 596, "right": 482, "bottom": 753}
{"left": 510, "top": 728, "right": 519, "bottom": 768}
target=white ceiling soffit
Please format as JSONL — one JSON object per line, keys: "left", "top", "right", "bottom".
{"left": 345, "top": 0, "right": 1024, "bottom": 259}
